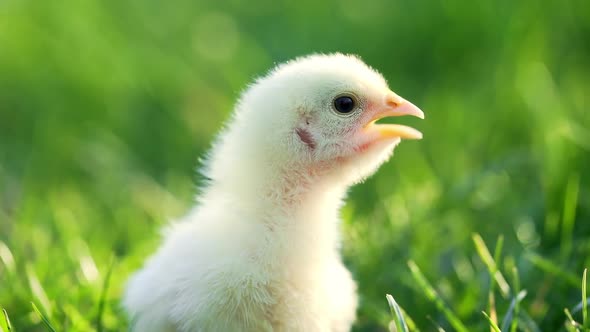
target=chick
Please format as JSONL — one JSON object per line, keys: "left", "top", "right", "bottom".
{"left": 123, "top": 53, "right": 424, "bottom": 332}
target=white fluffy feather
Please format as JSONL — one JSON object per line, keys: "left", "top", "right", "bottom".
{"left": 123, "top": 53, "right": 422, "bottom": 332}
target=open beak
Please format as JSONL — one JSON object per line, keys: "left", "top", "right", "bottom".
{"left": 364, "top": 91, "right": 424, "bottom": 140}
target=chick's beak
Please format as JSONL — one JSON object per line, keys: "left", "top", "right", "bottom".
{"left": 364, "top": 91, "right": 424, "bottom": 140}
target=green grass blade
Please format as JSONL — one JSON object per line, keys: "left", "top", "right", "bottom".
{"left": 583, "top": 268, "right": 587, "bottom": 327}
{"left": 564, "top": 308, "right": 581, "bottom": 332}
{"left": 31, "top": 302, "right": 56, "bottom": 332}
{"left": 509, "top": 267, "right": 522, "bottom": 332}
{"left": 571, "top": 299, "right": 590, "bottom": 315}
{"left": 26, "top": 265, "right": 51, "bottom": 318}
{"left": 488, "top": 292, "right": 497, "bottom": 332}
{"left": 482, "top": 311, "right": 502, "bottom": 332}
{"left": 501, "top": 290, "right": 527, "bottom": 332}
{"left": 472, "top": 234, "right": 510, "bottom": 298}
{"left": 493, "top": 235, "right": 504, "bottom": 269}
{"left": 386, "top": 294, "right": 409, "bottom": 332}
{"left": 486, "top": 235, "right": 504, "bottom": 330}
{"left": 511, "top": 266, "right": 521, "bottom": 297}
{"left": 1, "top": 308, "right": 12, "bottom": 332}
{"left": 96, "top": 256, "right": 116, "bottom": 332}
{"left": 561, "top": 173, "right": 579, "bottom": 259}
{"left": 0, "top": 242, "right": 15, "bottom": 274}
{"left": 407, "top": 260, "right": 468, "bottom": 332}
{"left": 524, "top": 252, "right": 580, "bottom": 288}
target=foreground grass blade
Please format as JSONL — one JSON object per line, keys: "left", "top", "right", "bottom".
{"left": 407, "top": 260, "right": 468, "bottom": 332}
{"left": 482, "top": 311, "right": 502, "bottom": 332}
{"left": 501, "top": 290, "right": 527, "bottom": 332}
{"left": 386, "top": 294, "right": 409, "bottom": 332}
{"left": 583, "top": 268, "right": 588, "bottom": 328}
{"left": 2, "top": 309, "right": 12, "bottom": 332}
{"left": 31, "top": 303, "right": 56, "bottom": 332}
{"left": 489, "top": 236, "right": 504, "bottom": 329}
{"left": 564, "top": 308, "right": 581, "bottom": 331}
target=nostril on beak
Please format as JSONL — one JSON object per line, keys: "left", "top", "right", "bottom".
{"left": 385, "top": 91, "right": 405, "bottom": 108}
{"left": 388, "top": 100, "right": 401, "bottom": 108}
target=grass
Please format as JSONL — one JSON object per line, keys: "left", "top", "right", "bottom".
{"left": 31, "top": 303, "right": 56, "bottom": 332}
{"left": 0, "top": 0, "right": 589, "bottom": 331}
{"left": 5, "top": 240, "right": 587, "bottom": 331}
{"left": 387, "top": 235, "right": 589, "bottom": 332}
{"left": 386, "top": 294, "right": 410, "bottom": 332}
{"left": 407, "top": 260, "right": 469, "bottom": 332}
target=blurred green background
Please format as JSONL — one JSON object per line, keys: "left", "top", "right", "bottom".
{"left": 1, "top": 0, "right": 589, "bottom": 331}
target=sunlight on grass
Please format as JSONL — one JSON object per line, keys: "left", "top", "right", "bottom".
{"left": 1, "top": 309, "right": 12, "bottom": 332}
{"left": 583, "top": 269, "right": 588, "bottom": 329}
{"left": 31, "top": 303, "right": 56, "bottom": 332}
{"left": 386, "top": 294, "right": 411, "bottom": 332}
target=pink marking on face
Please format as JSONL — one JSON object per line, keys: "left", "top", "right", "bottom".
{"left": 296, "top": 127, "right": 316, "bottom": 149}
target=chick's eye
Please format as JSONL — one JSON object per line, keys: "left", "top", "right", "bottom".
{"left": 333, "top": 96, "right": 356, "bottom": 114}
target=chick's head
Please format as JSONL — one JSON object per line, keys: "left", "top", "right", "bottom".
{"left": 215, "top": 54, "right": 424, "bottom": 187}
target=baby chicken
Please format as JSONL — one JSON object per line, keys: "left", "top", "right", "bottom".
{"left": 123, "top": 53, "right": 424, "bottom": 332}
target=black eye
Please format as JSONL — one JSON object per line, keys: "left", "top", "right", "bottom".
{"left": 333, "top": 95, "right": 356, "bottom": 114}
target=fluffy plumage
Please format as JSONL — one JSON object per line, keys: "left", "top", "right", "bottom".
{"left": 123, "top": 53, "right": 424, "bottom": 332}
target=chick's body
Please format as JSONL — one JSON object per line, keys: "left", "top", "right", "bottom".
{"left": 125, "top": 186, "right": 356, "bottom": 332}
{"left": 123, "top": 54, "right": 423, "bottom": 332}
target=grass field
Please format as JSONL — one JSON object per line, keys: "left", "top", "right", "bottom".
{"left": 1, "top": 0, "right": 589, "bottom": 331}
